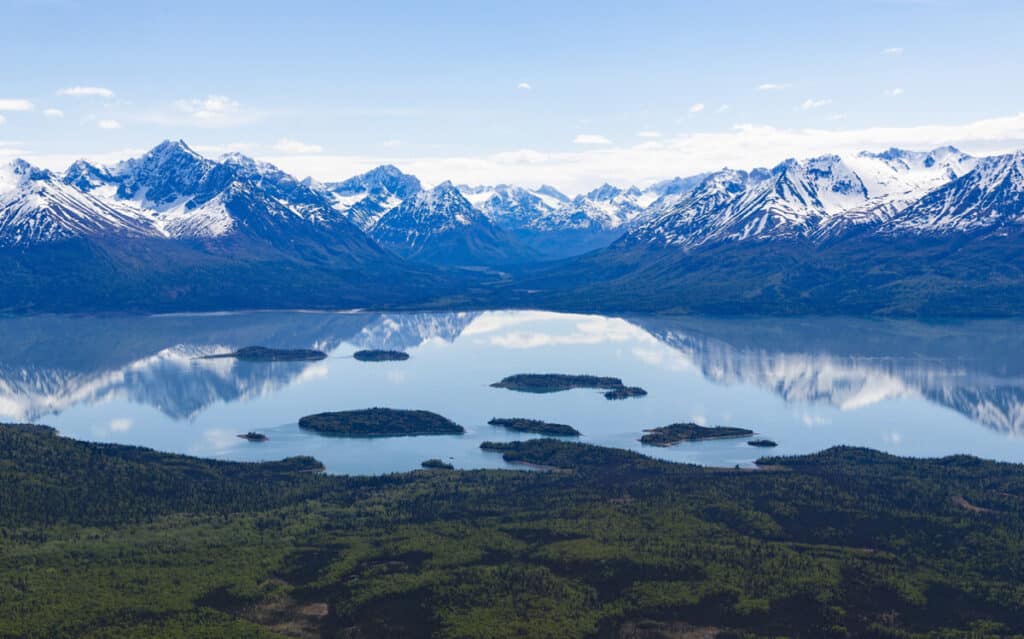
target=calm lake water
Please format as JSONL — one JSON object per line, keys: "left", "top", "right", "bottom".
{"left": 1, "top": 310, "right": 1022, "bottom": 474}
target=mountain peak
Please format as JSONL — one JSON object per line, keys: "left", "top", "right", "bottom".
{"left": 586, "top": 183, "right": 622, "bottom": 201}
{"left": 535, "top": 184, "right": 569, "bottom": 202}
{"left": 329, "top": 164, "right": 421, "bottom": 199}
{"left": 62, "top": 159, "right": 112, "bottom": 192}
{"left": 147, "top": 139, "right": 201, "bottom": 162}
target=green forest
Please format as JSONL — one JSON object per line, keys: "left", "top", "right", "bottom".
{"left": 1, "top": 422, "right": 1023, "bottom": 638}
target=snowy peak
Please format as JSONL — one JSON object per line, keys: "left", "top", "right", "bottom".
{"left": 624, "top": 146, "right": 986, "bottom": 250}
{"left": 0, "top": 142, "right": 367, "bottom": 246}
{"left": 0, "top": 159, "right": 154, "bottom": 246}
{"left": 401, "top": 180, "right": 484, "bottom": 228}
{"left": 62, "top": 160, "right": 113, "bottom": 192}
{"left": 883, "top": 149, "right": 1024, "bottom": 236}
{"left": 460, "top": 183, "right": 563, "bottom": 229}
{"left": 586, "top": 183, "right": 624, "bottom": 201}
{"left": 112, "top": 139, "right": 219, "bottom": 207}
{"left": 329, "top": 164, "right": 421, "bottom": 199}
{"left": 370, "top": 179, "right": 531, "bottom": 266}
{"left": 536, "top": 185, "right": 570, "bottom": 203}
{"left": 323, "top": 164, "right": 422, "bottom": 231}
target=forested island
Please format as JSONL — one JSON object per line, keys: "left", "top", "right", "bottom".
{"left": 603, "top": 386, "right": 648, "bottom": 400}
{"left": 201, "top": 346, "right": 327, "bottom": 362}
{"left": 297, "top": 408, "right": 465, "bottom": 437}
{"left": 748, "top": 438, "right": 778, "bottom": 448}
{"left": 3, "top": 422, "right": 1023, "bottom": 638}
{"left": 353, "top": 349, "right": 410, "bottom": 362}
{"left": 640, "top": 423, "right": 755, "bottom": 447}
{"left": 491, "top": 374, "right": 647, "bottom": 400}
{"left": 236, "top": 432, "right": 268, "bottom": 442}
{"left": 420, "top": 458, "right": 455, "bottom": 470}
{"left": 488, "top": 418, "right": 581, "bottom": 437}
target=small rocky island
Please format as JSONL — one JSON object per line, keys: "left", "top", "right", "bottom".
{"left": 353, "top": 349, "right": 410, "bottom": 362}
{"left": 298, "top": 408, "right": 465, "bottom": 437}
{"left": 640, "top": 423, "right": 755, "bottom": 447}
{"left": 491, "top": 374, "right": 647, "bottom": 401}
{"left": 421, "top": 458, "right": 455, "bottom": 470}
{"left": 747, "top": 439, "right": 778, "bottom": 448}
{"left": 202, "top": 346, "right": 327, "bottom": 362}
{"left": 604, "top": 386, "right": 649, "bottom": 400}
{"left": 488, "top": 418, "right": 581, "bottom": 437}
{"left": 237, "top": 432, "right": 268, "bottom": 442}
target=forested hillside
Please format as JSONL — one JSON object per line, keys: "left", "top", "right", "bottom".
{"left": 2, "top": 424, "right": 1023, "bottom": 638}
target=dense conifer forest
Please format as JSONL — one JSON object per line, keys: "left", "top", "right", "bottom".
{"left": 2, "top": 423, "right": 1023, "bottom": 638}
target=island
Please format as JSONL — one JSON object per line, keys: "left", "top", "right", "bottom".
{"left": 640, "top": 423, "right": 755, "bottom": 447}
{"left": 353, "top": 349, "right": 410, "bottom": 362}
{"left": 604, "top": 386, "right": 648, "bottom": 400}
{"left": 201, "top": 346, "right": 327, "bottom": 362}
{"left": 298, "top": 408, "right": 465, "bottom": 437}
{"left": 420, "top": 458, "right": 454, "bottom": 470}
{"left": 748, "top": 438, "right": 778, "bottom": 448}
{"left": 236, "top": 432, "right": 268, "bottom": 442}
{"left": 488, "top": 418, "right": 581, "bottom": 437}
{"left": 491, "top": 374, "right": 647, "bottom": 400}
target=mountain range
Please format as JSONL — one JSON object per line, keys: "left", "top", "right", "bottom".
{"left": 1, "top": 140, "right": 1022, "bottom": 315}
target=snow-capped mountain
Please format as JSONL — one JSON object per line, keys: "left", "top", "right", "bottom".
{"left": 319, "top": 164, "right": 422, "bottom": 231}
{"left": 623, "top": 147, "right": 980, "bottom": 250}
{"left": 1, "top": 140, "right": 373, "bottom": 247}
{"left": 881, "top": 150, "right": 1024, "bottom": 237}
{"left": 370, "top": 181, "right": 535, "bottom": 266}
{"left": 0, "top": 159, "right": 154, "bottom": 246}
{"left": 460, "top": 183, "right": 567, "bottom": 229}
{"left": 93, "top": 140, "right": 367, "bottom": 243}
{"left": 457, "top": 180, "right": 707, "bottom": 258}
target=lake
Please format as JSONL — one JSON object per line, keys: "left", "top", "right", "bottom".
{"left": 1, "top": 310, "right": 1022, "bottom": 474}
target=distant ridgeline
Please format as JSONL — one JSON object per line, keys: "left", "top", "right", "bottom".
{"left": 4, "top": 422, "right": 1024, "bottom": 637}
{"left": 2, "top": 141, "right": 1023, "bottom": 315}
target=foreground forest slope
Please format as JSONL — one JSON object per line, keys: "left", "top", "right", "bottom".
{"left": 1, "top": 424, "right": 1023, "bottom": 638}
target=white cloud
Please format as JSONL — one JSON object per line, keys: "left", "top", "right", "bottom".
{"left": 109, "top": 418, "right": 133, "bottom": 433}
{"left": 883, "top": 431, "right": 903, "bottom": 445}
{"left": 517, "top": 82, "right": 532, "bottom": 90}
{"left": 882, "top": 47, "right": 904, "bottom": 56}
{"left": 573, "top": 133, "right": 612, "bottom": 145}
{"left": 137, "top": 96, "right": 263, "bottom": 128}
{"left": 0, "top": 115, "right": 5, "bottom": 126}
{"left": 194, "top": 142, "right": 254, "bottom": 155}
{"left": 885, "top": 87, "right": 905, "bottom": 97}
{"left": 273, "top": 137, "right": 322, "bottom": 154}
{"left": 57, "top": 86, "right": 114, "bottom": 98}
{"left": 636, "top": 131, "right": 662, "bottom": 138}
{"left": 801, "top": 98, "right": 833, "bottom": 110}
{"left": 689, "top": 102, "right": 705, "bottom": 113}
{"left": 758, "top": 83, "right": 789, "bottom": 91}
{"left": 43, "top": 108, "right": 64, "bottom": 118}
{"left": 382, "top": 139, "right": 402, "bottom": 147}
{"left": 97, "top": 119, "right": 121, "bottom": 129}
{"left": 717, "top": 104, "right": 730, "bottom": 113}
{"left": 176, "top": 95, "right": 240, "bottom": 121}
{"left": 0, "top": 99, "right": 33, "bottom": 111}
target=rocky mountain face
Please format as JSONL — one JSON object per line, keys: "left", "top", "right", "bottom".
{"left": 2, "top": 140, "right": 1023, "bottom": 315}
{"left": 370, "top": 181, "right": 536, "bottom": 266}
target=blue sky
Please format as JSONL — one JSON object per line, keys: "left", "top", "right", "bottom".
{"left": 2, "top": 0, "right": 1023, "bottom": 192}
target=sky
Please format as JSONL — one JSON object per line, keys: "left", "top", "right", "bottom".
{"left": 1, "top": 0, "right": 1024, "bottom": 194}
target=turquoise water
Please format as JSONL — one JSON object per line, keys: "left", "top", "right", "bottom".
{"left": 1, "top": 310, "right": 1022, "bottom": 474}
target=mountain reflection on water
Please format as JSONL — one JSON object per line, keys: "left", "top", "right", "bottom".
{"left": 0, "top": 310, "right": 1022, "bottom": 471}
